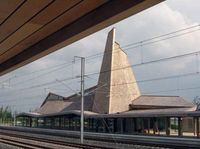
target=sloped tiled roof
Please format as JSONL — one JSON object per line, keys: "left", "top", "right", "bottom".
{"left": 36, "top": 94, "right": 196, "bottom": 115}
{"left": 36, "top": 86, "right": 96, "bottom": 115}
{"left": 86, "top": 107, "right": 197, "bottom": 118}
{"left": 131, "top": 95, "right": 195, "bottom": 109}
{"left": 37, "top": 100, "right": 69, "bottom": 114}
{"left": 40, "top": 92, "right": 65, "bottom": 107}
{"left": 18, "top": 106, "right": 198, "bottom": 118}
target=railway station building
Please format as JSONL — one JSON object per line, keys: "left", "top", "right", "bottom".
{"left": 17, "top": 29, "right": 200, "bottom": 138}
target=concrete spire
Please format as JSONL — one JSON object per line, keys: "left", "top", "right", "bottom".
{"left": 92, "top": 28, "right": 140, "bottom": 114}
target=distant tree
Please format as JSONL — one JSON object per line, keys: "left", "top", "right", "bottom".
{"left": 193, "top": 96, "right": 200, "bottom": 110}
{"left": 0, "top": 106, "right": 3, "bottom": 123}
{"left": 0, "top": 106, "right": 13, "bottom": 125}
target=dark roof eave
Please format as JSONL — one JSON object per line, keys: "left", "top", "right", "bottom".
{"left": 17, "top": 109, "right": 200, "bottom": 119}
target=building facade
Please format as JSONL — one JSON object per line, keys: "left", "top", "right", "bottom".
{"left": 17, "top": 29, "right": 200, "bottom": 138}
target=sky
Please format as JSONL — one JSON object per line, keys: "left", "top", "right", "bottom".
{"left": 1, "top": 0, "right": 200, "bottom": 112}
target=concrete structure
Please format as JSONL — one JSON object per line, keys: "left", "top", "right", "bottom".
{"left": 17, "top": 29, "right": 199, "bottom": 138}
{"left": 92, "top": 28, "right": 140, "bottom": 114}
{"left": 0, "top": 0, "right": 164, "bottom": 76}
{"left": 18, "top": 28, "right": 196, "bottom": 115}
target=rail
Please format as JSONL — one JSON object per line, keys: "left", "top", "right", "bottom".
{"left": 1, "top": 126, "right": 200, "bottom": 148}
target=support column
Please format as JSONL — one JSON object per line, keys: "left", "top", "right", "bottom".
{"left": 95, "top": 119, "right": 99, "bottom": 132}
{"left": 147, "top": 118, "right": 150, "bottom": 134}
{"left": 51, "top": 118, "right": 54, "bottom": 128}
{"left": 120, "top": 118, "right": 124, "bottom": 133}
{"left": 36, "top": 118, "right": 38, "bottom": 127}
{"left": 196, "top": 117, "right": 199, "bottom": 138}
{"left": 44, "top": 118, "right": 46, "bottom": 128}
{"left": 113, "top": 118, "right": 117, "bottom": 133}
{"left": 153, "top": 118, "right": 156, "bottom": 135}
{"left": 105, "top": 119, "right": 109, "bottom": 133}
{"left": 141, "top": 118, "right": 144, "bottom": 133}
{"left": 90, "top": 118, "right": 93, "bottom": 132}
{"left": 193, "top": 117, "right": 196, "bottom": 136}
{"left": 122, "top": 118, "right": 126, "bottom": 133}
{"left": 133, "top": 118, "right": 137, "bottom": 133}
{"left": 30, "top": 117, "right": 32, "bottom": 127}
{"left": 22, "top": 117, "right": 24, "bottom": 126}
{"left": 25, "top": 117, "right": 27, "bottom": 127}
{"left": 166, "top": 117, "right": 170, "bottom": 136}
{"left": 59, "top": 117, "right": 61, "bottom": 128}
{"left": 178, "top": 117, "right": 182, "bottom": 136}
{"left": 88, "top": 118, "right": 90, "bottom": 131}
{"left": 63, "top": 117, "right": 66, "bottom": 128}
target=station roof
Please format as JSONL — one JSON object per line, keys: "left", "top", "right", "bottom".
{"left": 17, "top": 107, "right": 199, "bottom": 118}
{"left": 36, "top": 86, "right": 97, "bottom": 114}
{"left": 130, "top": 95, "right": 195, "bottom": 109}
{"left": 17, "top": 92, "right": 197, "bottom": 118}
{"left": 0, "top": 0, "right": 163, "bottom": 76}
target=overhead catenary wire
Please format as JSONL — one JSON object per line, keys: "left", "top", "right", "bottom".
{"left": 0, "top": 50, "right": 199, "bottom": 99}
{"left": 85, "top": 24, "right": 200, "bottom": 60}
{"left": 122, "top": 24, "right": 200, "bottom": 48}
{"left": 85, "top": 50, "right": 200, "bottom": 77}
{"left": 1, "top": 24, "right": 200, "bottom": 103}
{"left": 84, "top": 27, "right": 200, "bottom": 65}
{"left": 55, "top": 79, "right": 79, "bottom": 93}
{"left": 0, "top": 24, "right": 199, "bottom": 89}
{"left": 1, "top": 24, "right": 199, "bottom": 84}
{"left": 15, "top": 61, "right": 71, "bottom": 78}
{"left": 143, "top": 85, "right": 200, "bottom": 95}
{"left": 2, "top": 72, "right": 200, "bottom": 107}
{"left": 85, "top": 72, "right": 199, "bottom": 87}
{"left": 10, "top": 62, "right": 74, "bottom": 87}
{"left": 0, "top": 102, "right": 41, "bottom": 108}
{"left": 0, "top": 94, "right": 44, "bottom": 104}
{"left": 84, "top": 72, "right": 200, "bottom": 97}
{"left": 1, "top": 47, "right": 200, "bottom": 98}
{"left": 1, "top": 69, "right": 199, "bottom": 100}
{"left": 125, "top": 28, "right": 200, "bottom": 51}
{"left": 0, "top": 76, "right": 80, "bottom": 98}
{"left": 0, "top": 58, "right": 80, "bottom": 86}
{"left": 1, "top": 48, "right": 198, "bottom": 89}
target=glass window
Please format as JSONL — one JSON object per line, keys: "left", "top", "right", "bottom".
{"left": 60, "top": 117, "right": 64, "bottom": 128}
{"left": 124, "top": 118, "right": 135, "bottom": 134}
{"left": 198, "top": 117, "right": 200, "bottom": 138}
{"left": 64, "top": 118, "right": 70, "bottom": 129}
{"left": 135, "top": 118, "right": 143, "bottom": 134}
{"left": 170, "top": 117, "right": 178, "bottom": 136}
{"left": 106, "top": 118, "right": 115, "bottom": 133}
{"left": 31, "top": 118, "right": 37, "bottom": 127}
{"left": 45, "top": 117, "right": 52, "bottom": 128}
{"left": 75, "top": 118, "right": 80, "bottom": 131}
{"left": 155, "top": 117, "right": 166, "bottom": 135}
{"left": 95, "top": 119, "right": 105, "bottom": 132}
{"left": 143, "top": 118, "right": 150, "bottom": 134}
{"left": 54, "top": 117, "right": 60, "bottom": 128}
{"left": 149, "top": 118, "right": 155, "bottom": 135}
{"left": 38, "top": 118, "right": 44, "bottom": 127}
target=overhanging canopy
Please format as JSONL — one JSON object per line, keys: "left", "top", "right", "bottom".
{"left": 0, "top": 0, "right": 163, "bottom": 76}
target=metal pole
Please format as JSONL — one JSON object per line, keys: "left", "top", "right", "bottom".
{"left": 80, "top": 57, "right": 85, "bottom": 144}
{"left": 73, "top": 56, "right": 85, "bottom": 144}
{"left": 14, "top": 113, "right": 16, "bottom": 126}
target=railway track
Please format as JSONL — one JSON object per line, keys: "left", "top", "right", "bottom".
{"left": 0, "top": 137, "right": 53, "bottom": 149}
{"left": 1, "top": 126, "right": 200, "bottom": 148}
{"left": 0, "top": 131, "right": 115, "bottom": 149}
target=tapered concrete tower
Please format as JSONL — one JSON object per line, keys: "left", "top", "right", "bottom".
{"left": 92, "top": 28, "right": 140, "bottom": 114}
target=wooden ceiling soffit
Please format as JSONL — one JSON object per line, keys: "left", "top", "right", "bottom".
{"left": 0, "top": 0, "right": 106, "bottom": 64}
{"left": 0, "top": 0, "right": 163, "bottom": 76}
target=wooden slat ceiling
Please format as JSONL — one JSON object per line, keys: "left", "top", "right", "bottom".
{"left": 0, "top": 0, "right": 163, "bottom": 76}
